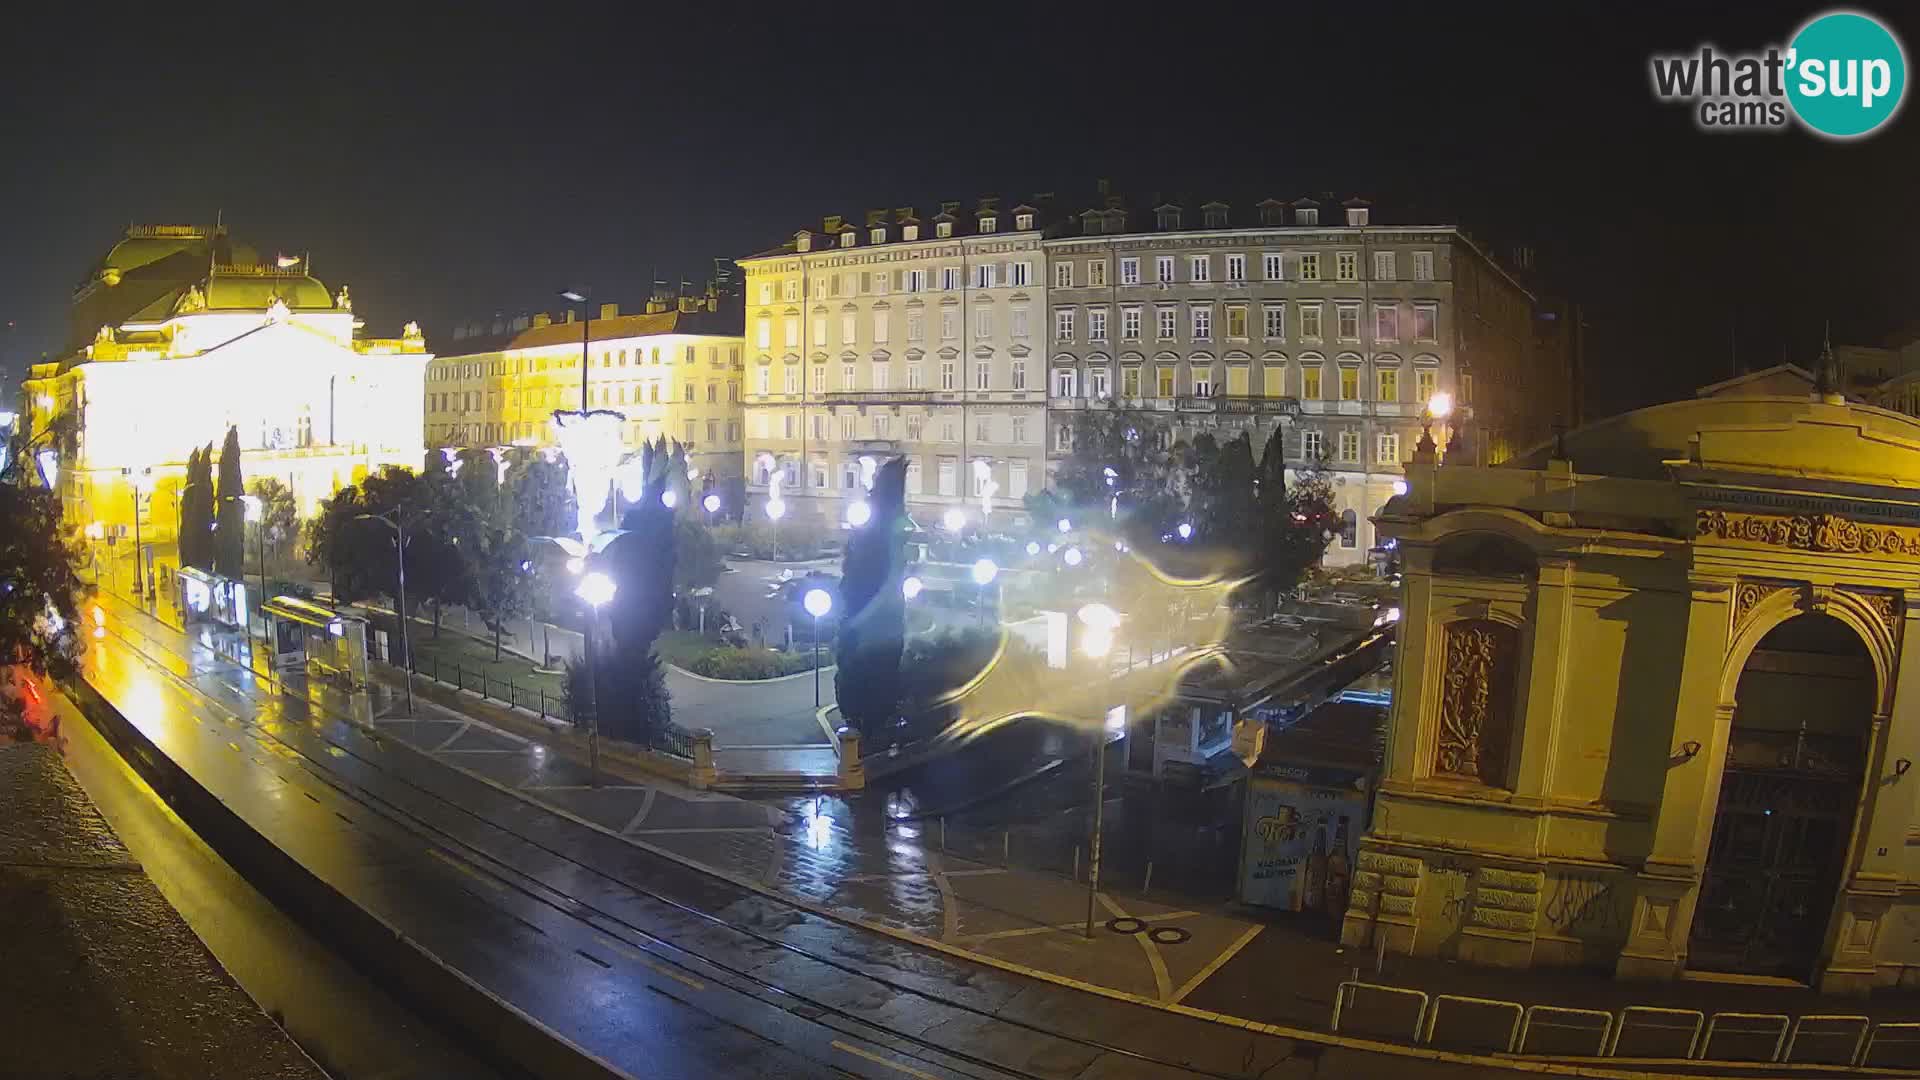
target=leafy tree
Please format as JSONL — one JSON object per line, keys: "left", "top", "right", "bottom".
{"left": 835, "top": 456, "right": 909, "bottom": 738}
{"left": 412, "top": 452, "right": 480, "bottom": 636}
{"left": 246, "top": 477, "right": 298, "bottom": 570}
{"left": 1253, "top": 428, "right": 1336, "bottom": 608}
{"left": 471, "top": 526, "right": 538, "bottom": 662}
{"left": 1053, "top": 401, "right": 1173, "bottom": 512}
{"left": 0, "top": 480, "right": 83, "bottom": 678}
{"left": 507, "top": 453, "right": 574, "bottom": 539}
{"left": 214, "top": 426, "right": 246, "bottom": 578}
{"left": 179, "top": 445, "right": 216, "bottom": 572}
{"left": 673, "top": 515, "right": 723, "bottom": 592}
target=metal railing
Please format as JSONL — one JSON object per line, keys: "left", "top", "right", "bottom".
{"left": 1331, "top": 982, "right": 1898, "bottom": 1068}
{"left": 409, "top": 652, "right": 573, "bottom": 724}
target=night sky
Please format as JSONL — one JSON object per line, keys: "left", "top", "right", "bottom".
{"left": 2, "top": 2, "right": 1914, "bottom": 419}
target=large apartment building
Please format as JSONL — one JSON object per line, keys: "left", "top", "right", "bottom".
{"left": 1045, "top": 192, "right": 1548, "bottom": 560}
{"left": 737, "top": 200, "right": 1050, "bottom": 529}
{"left": 739, "top": 191, "right": 1564, "bottom": 561}
{"left": 425, "top": 290, "right": 745, "bottom": 481}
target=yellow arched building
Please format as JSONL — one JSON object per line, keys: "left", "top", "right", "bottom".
{"left": 1348, "top": 360, "right": 1920, "bottom": 993}
{"left": 20, "top": 225, "right": 429, "bottom": 563}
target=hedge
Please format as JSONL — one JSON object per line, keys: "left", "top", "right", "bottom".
{"left": 685, "top": 645, "right": 833, "bottom": 680}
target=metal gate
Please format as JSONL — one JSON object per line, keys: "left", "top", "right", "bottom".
{"left": 1689, "top": 728, "right": 1862, "bottom": 979}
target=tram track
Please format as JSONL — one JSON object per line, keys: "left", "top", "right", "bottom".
{"left": 91, "top": 615, "right": 1274, "bottom": 1080}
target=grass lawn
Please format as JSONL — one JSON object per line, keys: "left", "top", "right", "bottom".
{"left": 406, "top": 627, "right": 565, "bottom": 699}
{"left": 655, "top": 630, "right": 715, "bottom": 669}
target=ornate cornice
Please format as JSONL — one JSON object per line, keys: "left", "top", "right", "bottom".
{"left": 1697, "top": 509, "right": 1920, "bottom": 559}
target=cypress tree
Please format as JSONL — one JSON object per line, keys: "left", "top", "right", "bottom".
{"left": 214, "top": 426, "right": 246, "bottom": 578}
{"left": 835, "top": 456, "right": 909, "bottom": 739}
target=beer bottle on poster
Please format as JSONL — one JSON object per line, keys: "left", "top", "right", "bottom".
{"left": 1326, "top": 815, "right": 1352, "bottom": 918}
{"left": 1303, "top": 824, "right": 1328, "bottom": 912}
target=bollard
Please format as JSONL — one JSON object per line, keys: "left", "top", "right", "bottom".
{"left": 1143, "top": 861, "right": 1154, "bottom": 895}
{"left": 836, "top": 727, "right": 864, "bottom": 791}
{"left": 1073, "top": 845, "right": 1080, "bottom": 882}
{"left": 940, "top": 817, "right": 947, "bottom": 852}
{"left": 691, "top": 729, "right": 717, "bottom": 790}
{"left": 1002, "top": 829, "right": 1009, "bottom": 864}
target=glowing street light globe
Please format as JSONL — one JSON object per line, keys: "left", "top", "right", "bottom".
{"left": 1427, "top": 391, "right": 1454, "bottom": 419}
{"left": 766, "top": 498, "right": 787, "bottom": 521}
{"left": 845, "top": 500, "right": 872, "bottom": 527}
{"left": 1025, "top": 541, "right": 1040, "bottom": 556}
{"left": 902, "top": 575, "right": 924, "bottom": 600}
{"left": 971, "top": 558, "right": 999, "bottom": 586}
{"left": 1392, "top": 479, "right": 1409, "bottom": 496}
{"left": 702, "top": 493, "right": 722, "bottom": 514}
{"left": 1063, "top": 546, "right": 1084, "bottom": 567}
{"left": 942, "top": 507, "right": 966, "bottom": 532}
{"left": 1176, "top": 522, "right": 1193, "bottom": 540}
{"left": 1057, "top": 518, "right": 1072, "bottom": 534}
{"left": 803, "top": 587, "right": 834, "bottom": 618}
{"left": 575, "top": 571, "right": 617, "bottom": 609}
{"left": 661, "top": 489, "right": 678, "bottom": 509}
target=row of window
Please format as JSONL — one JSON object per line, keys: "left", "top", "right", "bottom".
{"left": 757, "top": 454, "right": 1035, "bottom": 500}
{"left": 429, "top": 380, "right": 741, "bottom": 414}
{"left": 754, "top": 248, "right": 1437, "bottom": 306}
{"left": 1046, "top": 422, "right": 1405, "bottom": 467}
{"left": 750, "top": 410, "right": 1038, "bottom": 446}
{"left": 431, "top": 344, "right": 743, "bottom": 382}
{"left": 1045, "top": 362, "right": 1440, "bottom": 404}
{"left": 433, "top": 418, "right": 743, "bottom": 447}
{"left": 1053, "top": 300, "right": 1439, "bottom": 346}
{"left": 746, "top": 355, "right": 1447, "bottom": 402}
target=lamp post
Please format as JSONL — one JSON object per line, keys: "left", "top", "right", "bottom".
{"left": 971, "top": 558, "right": 998, "bottom": 625}
{"left": 356, "top": 510, "right": 415, "bottom": 717}
{"left": 560, "top": 288, "right": 593, "bottom": 413}
{"left": 84, "top": 522, "right": 104, "bottom": 584}
{"left": 703, "top": 491, "right": 721, "bottom": 525}
{"left": 1077, "top": 603, "right": 1122, "bottom": 938}
{"left": 576, "top": 570, "right": 617, "bottom": 787}
{"left": 803, "top": 587, "right": 832, "bottom": 707}
{"left": 122, "top": 466, "right": 151, "bottom": 607}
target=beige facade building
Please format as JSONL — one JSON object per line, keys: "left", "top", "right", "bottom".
{"left": 737, "top": 200, "right": 1050, "bottom": 528}
{"left": 1044, "top": 193, "right": 1549, "bottom": 565}
{"left": 1345, "top": 361, "right": 1920, "bottom": 993}
{"left": 426, "top": 293, "right": 744, "bottom": 481}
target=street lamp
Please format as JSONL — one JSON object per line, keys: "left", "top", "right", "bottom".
{"left": 1077, "top": 602, "right": 1122, "bottom": 938}
{"left": 971, "top": 558, "right": 998, "bottom": 625}
{"left": 1063, "top": 546, "right": 1083, "bottom": 567}
{"left": 845, "top": 499, "right": 871, "bottom": 527}
{"left": 122, "top": 466, "right": 152, "bottom": 606}
{"left": 902, "top": 576, "right": 923, "bottom": 601}
{"left": 355, "top": 510, "right": 416, "bottom": 717}
{"left": 1176, "top": 521, "right": 1193, "bottom": 541}
{"left": 575, "top": 570, "right": 617, "bottom": 788}
{"left": 803, "top": 587, "right": 832, "bottom": 707}
{"left": 702, "top": 492, "right": 721, "bottom": 521}
{"left": 942, "top": 507, "right": 966, "bottom": 533}
{"left": 560, "top": 287, "right": 593, "bottom": 413}
{"left": 84, "top": 521, "right": 104, "bottom": 584}
{"left": 1058, "top": 518, "right": 1072, "bottom": 534}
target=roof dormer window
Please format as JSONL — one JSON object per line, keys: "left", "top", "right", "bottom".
{"left": 839, "top": 231, "right": 856, "bottom": 248}
{"left": 1259, "top": 203, "right": 1285, "bottom": 226}
{"left": 795, "top": 233, "right": 812, "bottom": 252}
{"left": 936, "top": 221, "right": 953, "bottom": 238}
{"left": 1015, "top": 212, "right": 1034, "bottom": 230}
{"left": 1346, "top": 207, "right": 1370, "bottom": 226}
{"left": 871, "top": 227, "right": 886, "bottom": 243}
{"left": 979, "top": 216, "right": 997, "bottom": 234}
{"left": 1156, "top": 206, "right": 1182, "bottom": 230}
{"left": 1204, "top": 205, "right": 1229, "bottom": 228}
{"left": 903, "top": 224, "right": 919, "bottom": 241}
{"left": 1297, "top": 207, "right": 1320, "bottom": 226}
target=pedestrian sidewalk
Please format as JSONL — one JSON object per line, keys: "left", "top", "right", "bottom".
{"left": 95, "top": 590, "right": 1920, "bottom": 1063}
{"left": 0, "top": 742, "right": 324, "bottom": 1080}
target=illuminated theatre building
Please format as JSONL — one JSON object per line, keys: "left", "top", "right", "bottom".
{"left": 1344, "top": 356, "right": 1920, "bottom": 992}
{"left": 22, "top": 224, "right": 429, "bottom": 551}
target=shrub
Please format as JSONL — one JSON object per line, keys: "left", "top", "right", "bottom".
{"left": 686, "top": 644, "right": 833, "bottom": 679}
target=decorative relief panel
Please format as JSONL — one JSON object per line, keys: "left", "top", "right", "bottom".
{"left": 1433, "top": 619, "right": 1519, "bottom": 786}
{"left": 1734, "top": 580, "right": 1795, "bottom": 631}
{"left": 1699, "top": 509, "right": 1920, "bottom": 559}
{"left": 1841, "top": 587, "right": 1901, "bottom": 640}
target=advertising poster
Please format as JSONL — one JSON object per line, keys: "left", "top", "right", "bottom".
{"left": 1239, "top": 770, "right": 1369, "bottom": 914}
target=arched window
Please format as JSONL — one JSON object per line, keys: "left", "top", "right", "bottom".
{"left": 1433, "top": 619, "right": 1520, "bottom": 788}
{"left": 1339, "top": 509, "right": 1358, "bottom": 547}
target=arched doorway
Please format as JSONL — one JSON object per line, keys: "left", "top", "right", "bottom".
{"left": 1689, "top": 612, "right": 1874, "bottom": 979}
